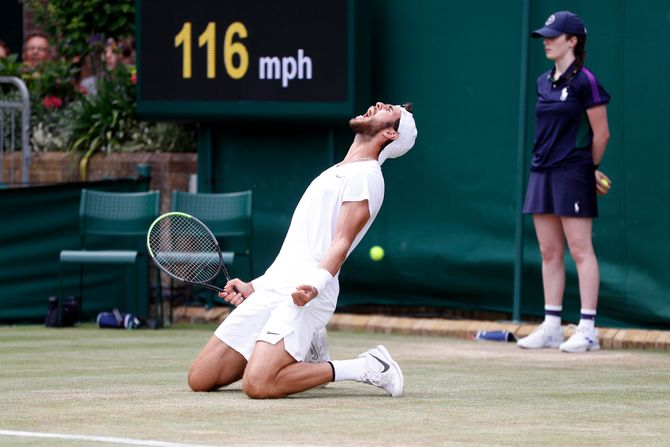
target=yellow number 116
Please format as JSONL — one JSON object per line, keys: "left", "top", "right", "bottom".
{"left": 174, "top": 21, "right": 249, "bottom": 80}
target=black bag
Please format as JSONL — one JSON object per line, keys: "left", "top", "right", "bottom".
{"left": 45, "top": 295, "right": 81, "bottom": 327}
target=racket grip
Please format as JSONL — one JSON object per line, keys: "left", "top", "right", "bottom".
{"left": 219, "top": 282, "right": 240, "bottom": 295}
{"left": 209, "top": 284, "right": 243, "bottom": 300}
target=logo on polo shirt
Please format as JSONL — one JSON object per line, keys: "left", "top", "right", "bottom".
{"left": 574, "top": 201, "right": 580, "bottom": 213}
{"left": 545, "top": 15, "right": 556, "bottom": 26}
{"left": 560, "top": 87, "right": 569, "bottom": 101}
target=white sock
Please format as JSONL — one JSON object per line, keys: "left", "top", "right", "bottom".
{"left": 544, "top": 305, "right": 562, "bottom": 328}
{"left": 331, "top": 358, "right": 366, "bottom": 381}
{"left": 578, "top": 309, "right": 596, "bottom": 330}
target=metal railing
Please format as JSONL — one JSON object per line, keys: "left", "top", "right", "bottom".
{"left": 0, "top": 76, "right": 31, "bottom": 185}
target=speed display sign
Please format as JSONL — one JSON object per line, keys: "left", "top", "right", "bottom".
{"left": 136, "top": 0, "right": 366, "bottom": 120}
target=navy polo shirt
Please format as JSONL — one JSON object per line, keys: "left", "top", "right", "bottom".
{"left": 531, "top": 62, "right": 610, "bottom": 171}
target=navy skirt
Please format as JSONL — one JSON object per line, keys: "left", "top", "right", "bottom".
{"left": 523, "top": 164, "right": 598, "bottom": 217}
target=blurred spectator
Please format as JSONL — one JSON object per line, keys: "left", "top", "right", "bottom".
{"left": 104, "top": 37, "right": 120, "bottom": 70}
{"left": 22, "top": 32, "right": 51, "bottom": 67}
{"left": 0, "top": 40, "right": 10, "bottom": 58}
{"left": 105, "top": 37, "right": 135, "bottom": 71}
{"left": 78, "top": 53, "right": 98, "bottom": 95}
{"left": 120, "top": 37, "right": 135, "bottom": 66}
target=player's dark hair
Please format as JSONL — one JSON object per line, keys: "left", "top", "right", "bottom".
{"left": 568, "top": 34, "right": 587, "bottom": 68}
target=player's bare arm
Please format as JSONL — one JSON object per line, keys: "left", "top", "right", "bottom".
{"left": 292, "top": 200, "right": 370, "bottom": 306}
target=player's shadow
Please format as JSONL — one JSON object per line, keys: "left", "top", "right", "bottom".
{"left": 205, "top": 387, "right": 391, "bottom": 399}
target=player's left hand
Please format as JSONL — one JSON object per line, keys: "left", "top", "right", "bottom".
{"left": 292, "top": 284, "right": 318, "bottom": 306}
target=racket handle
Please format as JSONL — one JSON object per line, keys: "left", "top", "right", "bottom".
{"left": 199, "top": 283, "right": 225, "bottom": 293}
{"left": 200, "top": 282, "right": 240, "bottom": 295}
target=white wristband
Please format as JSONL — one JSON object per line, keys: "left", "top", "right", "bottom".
{"left": 304, "top": 268, "right": 333, "bottom": 295}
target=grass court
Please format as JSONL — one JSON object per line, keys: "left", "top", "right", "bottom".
{"left": 1, "top": 325, "right": 669, "bottom": 446}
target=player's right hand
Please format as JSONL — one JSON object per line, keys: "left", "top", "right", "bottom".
{"left": 218, "top": 279, "right": 254, "bottom": 306}
{"left": 595, "top": 170, "right": 612, "bottom": 195}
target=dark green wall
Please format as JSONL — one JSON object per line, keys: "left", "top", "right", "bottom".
{"left": 0, "top": 179, "right": 152, "bottom": 322}
{"left": 200, "top": 0, "right": 670, "bottom": 329}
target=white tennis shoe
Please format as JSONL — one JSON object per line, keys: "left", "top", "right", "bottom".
{"left": 560, "top": 326, "right": 600, "bottom": 353}
{"left": 517, "top": 322, "right": 564, "bottom": 349}
{"left": 306, "top": 327, "right": 330, "bottom": 363}
{"left": 358, "top": 345, "right": 404, "bottom": 397}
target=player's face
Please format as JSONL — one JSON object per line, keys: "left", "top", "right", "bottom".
{"left": 349, "top": 102, "right": 401, "bottom": 136}
{"left": 543, "top": 34, "right": 576, "bottom": 61}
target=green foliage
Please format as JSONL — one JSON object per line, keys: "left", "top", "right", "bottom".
{"left": 0, "top": 52, "right": 79, "bottom": 116}
{"left": 11, "top": 65, "right": 196, "bottom": 154}
{"left": 0, "top": 1, "right": 195, "bottom": 154}
{"left": 21, "top": 59, "right": 79, "bottom": 101}
{"left": 25, "top": 0, "right": 134, "bottom": 61}
{"left": 0, "top": 54, "right": 23, "bottom": 78}
{"left": 63, "top": 66, "right": 196, "bottom": 154}
{"left": 0, "top": 56, "right": 78, "bottom": 152}
{"left": 67, "top": 66, "right": 136, "bottom": 154}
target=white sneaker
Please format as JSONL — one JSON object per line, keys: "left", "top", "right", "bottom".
{"left": 517, "top": 322, "right": 564, "bottom": 349}
{"left": 560, "top": 326, "right": 600, "bottom": 353}
{"left": 306, "top": 327, "right": 330, "bottom": 363}
{"left": 358, "top": 345, "right": 404, "bottom": 397}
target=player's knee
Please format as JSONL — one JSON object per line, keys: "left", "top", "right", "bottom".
{"left": 187, "top": 372, "right": 205, "bottom": 392}
{"left": 243, "top": 377, "right": 269, "bottom": 399}
{"left": 243, "top": 372, "right": 279, "bottom": 399}
{"left": 243, "top": 381, "right": 266, "bottom": 399}
{"left": 187, "top": 365, "right": 213, "bottom": 392}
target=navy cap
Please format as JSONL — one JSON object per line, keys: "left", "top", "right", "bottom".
{"left": 532, "top": 11, "right": 587, "bottom": 38}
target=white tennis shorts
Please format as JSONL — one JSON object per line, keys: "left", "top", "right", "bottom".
{"left": 213, "top": 289, "right": 336, "bottom": 362}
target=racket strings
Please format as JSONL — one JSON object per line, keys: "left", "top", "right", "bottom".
{"left": 149, "top": 216, "right": 221, "bottom": 283}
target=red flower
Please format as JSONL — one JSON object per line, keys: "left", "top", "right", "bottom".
{"left": 42, "top": 96, "right": 63, "bottom": 109}
{"left": 130, "top": 73, "right": 137, "bottom": 85}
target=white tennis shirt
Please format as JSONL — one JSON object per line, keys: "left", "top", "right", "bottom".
{"left": 252, "top": 160, "right": 384, "bottom": 302}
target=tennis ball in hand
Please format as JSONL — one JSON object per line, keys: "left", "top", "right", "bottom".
{"left": 369, "top": 246, "right": 385, "bottom": 261}
{"left": 600, "top": 178, "right": 610, "bottom": 187}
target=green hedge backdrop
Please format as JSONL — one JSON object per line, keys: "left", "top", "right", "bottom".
{"left": 2, "top": 0, "right": 668, "bottom": 329}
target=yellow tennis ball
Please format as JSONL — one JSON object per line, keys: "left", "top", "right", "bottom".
{"left": 369, "top": 246, "right": 385, "bottom": 261}
{"left": 600, "top": 178, "right": 611, "bottom": 188}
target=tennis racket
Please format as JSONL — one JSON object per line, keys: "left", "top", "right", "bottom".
{"left": 147, "top": 212, "right": 235, "bottom": 293}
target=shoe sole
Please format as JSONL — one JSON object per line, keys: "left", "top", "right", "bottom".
{"left": 517, "top": 341, "right": 563, "bottom": 349}
{"left": 560, "top": 344, "right": 601, "bottom": 353}
{"left": 375, "top": 345, "right": 404, "bottom": 397}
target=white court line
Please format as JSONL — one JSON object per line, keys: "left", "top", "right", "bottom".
{"left": 0, "top": 429, "right": 219, "bottom": 447}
